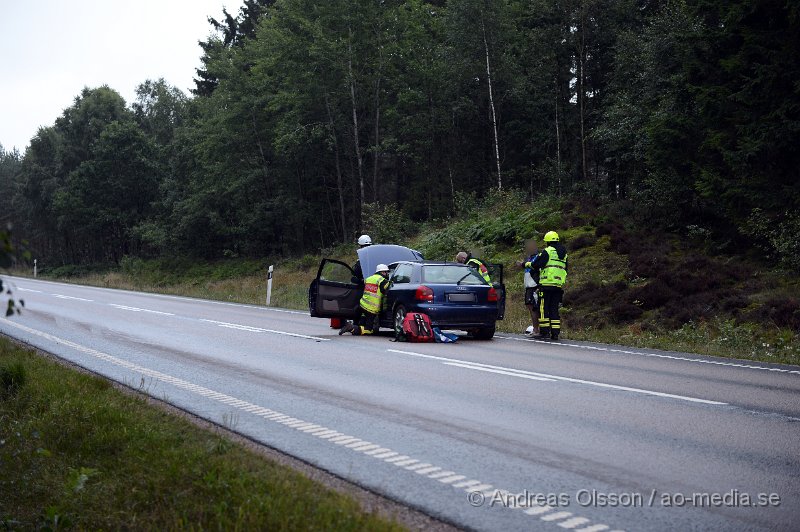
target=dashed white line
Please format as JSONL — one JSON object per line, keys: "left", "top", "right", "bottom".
{"left": 496, "top": 335, "right": 800, "bottom": 376}
{"left": 389, "top": 349, "right": 727, "bottom": 405}
{"left": 200, "top": 318, "right": 328, "bottom": 341}
{"left": 52, "top": 294, "right": 93, "bottom": 302}
{"left": 109, "top": 304, "right": 175, "bottom": 316}
{"left": 0, "top": 320, "right": 620, "bottom": 530}
{"left": 0, "top": 318, "right": 620, "bottom": 531}
{"left": 17, "top": 287, "right": 42, "bottom": 293}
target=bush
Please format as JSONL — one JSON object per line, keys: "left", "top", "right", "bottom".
{"left": 630, "top": 279, "right": 676, "bottom": 310}
{"left": 361, "top": 202, "right": 417, "bottom": 245}
{"left": 610, "top": 302, "right": 643, "bottom": 323}
{"left": 569, "top": 233, "right": 597, "bottom": 251}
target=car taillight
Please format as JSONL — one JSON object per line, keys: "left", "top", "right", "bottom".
{"left": 415, "top": 285, "right": 434, "bottom": 303}
{"left": 487, "top": 287, "right": 498, "bottom": 302}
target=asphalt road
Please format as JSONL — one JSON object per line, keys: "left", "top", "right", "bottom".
{"left": 2, "top": 276, "right": 799, "bottom": 531}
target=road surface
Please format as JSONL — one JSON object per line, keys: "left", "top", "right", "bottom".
{"left": 1, "top": 276, "right": 798, "bottom": 531}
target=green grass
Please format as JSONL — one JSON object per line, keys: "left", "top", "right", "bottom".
{"left": 0, "top": 337, "right": 402, "bottom": 530}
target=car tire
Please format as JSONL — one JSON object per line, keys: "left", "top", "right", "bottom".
{"left": 394, "top": 304, "right": 407, "bottom": 331}
{"left": 474, "top": 325, "right": 496, "bottom": 340}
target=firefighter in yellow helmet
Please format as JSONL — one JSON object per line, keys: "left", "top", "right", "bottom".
{"left": 340, "top": 263, "right": 391, "bottom": 336}
{"left": 525, "top": 231, "right": 568, "bottom": 340}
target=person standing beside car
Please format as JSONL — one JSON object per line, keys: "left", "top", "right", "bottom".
{"left": 455, "top": 251, "right": 491, "bottom": 284}
{"left": 525, "top": 231, "right": 567, "bottom": 340}
{"left": 516, "top": 239, "right": 540, "bottom": 336}
{"left": 340, "top": 263, "right": 391, "bottom": 336}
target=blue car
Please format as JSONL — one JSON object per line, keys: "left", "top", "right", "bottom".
{"left": 309, "top": 244, "right": 505, "bottom": 339}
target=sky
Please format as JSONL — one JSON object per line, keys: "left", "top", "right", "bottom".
{"left": 0, "top": 0, "right": 231, "bottom": 153}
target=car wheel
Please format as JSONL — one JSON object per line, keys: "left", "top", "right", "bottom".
{"left": 394, "top": 304, "right": 407, "bottom": 331}
{"left": 474, "top": 325, "right": 496, "bottom": 340}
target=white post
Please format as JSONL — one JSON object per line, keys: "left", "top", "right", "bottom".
{"left": 266, "top": 265, "right": 274, "bottom": 306}
{"left": 33, "top": 259, "right": 37, "bottom": 278}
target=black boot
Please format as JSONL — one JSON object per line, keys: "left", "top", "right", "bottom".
{"left": 550, "top": 330, "right": 560, "bottom": 341}
{"left": 534, "top": 328, "right": 551, "bottom": 340}
{"left": 339, "top": 322, "right": 355, "bottom": 335}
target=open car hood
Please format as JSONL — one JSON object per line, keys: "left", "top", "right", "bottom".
{"left": 357, "top": 244, "right": 423, "bottom": 277}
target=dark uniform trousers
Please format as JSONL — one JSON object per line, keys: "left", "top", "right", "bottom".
{"left": 538, "top": 287, "right": 563, "bottom": 338}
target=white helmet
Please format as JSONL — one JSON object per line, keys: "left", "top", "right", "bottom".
{"left": 358, "top": 234, "right": 372, "bottom": 246}
{"left": 376, "top": 263, "right": 390, "bottom": 273}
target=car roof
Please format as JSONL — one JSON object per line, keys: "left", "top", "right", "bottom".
{"left": 357, "top": 244, "right": 423, "bottom": 276}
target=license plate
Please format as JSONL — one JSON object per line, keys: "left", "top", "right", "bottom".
{"left": 447, "top": 293, "right": 476, "bottom": 303}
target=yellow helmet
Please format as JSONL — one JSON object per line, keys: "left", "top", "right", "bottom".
{"left": 544, "top": 231, "right": 560, "bottom": 243}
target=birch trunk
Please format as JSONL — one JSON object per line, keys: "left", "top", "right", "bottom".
{"left": 482, "top": 17, "right": 502, "bottom": 190}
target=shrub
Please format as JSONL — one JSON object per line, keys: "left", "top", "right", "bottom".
{"left": 630, "top": 279, "right": 676, "bottom": 310}
{"left": 610, "top": 302, "right": 643, "bottom": 323}
{"left": 361, "top": 202, "right": 417, "bottom": 245}
{"left": 570, "top": 233, "right": 597, "bottom": 251}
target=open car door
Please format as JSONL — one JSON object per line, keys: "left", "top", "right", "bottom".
{"left": 308, "top": 259, "right": 361, "bottom": 319}
{"left": 488, "top": 263, "right": 506, "bottom": 320}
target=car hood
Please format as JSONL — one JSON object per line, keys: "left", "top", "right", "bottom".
{"left": 357, "top": 244, "right": 423, "bottom": 276}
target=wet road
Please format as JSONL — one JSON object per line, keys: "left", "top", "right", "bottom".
{"left": 2, "top": 276, "right": 798, "bottom": 531}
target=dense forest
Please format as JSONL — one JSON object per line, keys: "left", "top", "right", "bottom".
{"left": 1, "top": 0, "right": 798, "bottom": 268}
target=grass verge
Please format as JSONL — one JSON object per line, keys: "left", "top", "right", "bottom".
{"left": 0, "top": 337, "right": 402, "bottom": 530}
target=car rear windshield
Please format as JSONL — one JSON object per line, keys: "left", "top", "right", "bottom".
{"left": 421, "top": 265, "right": 487, "bottom": 285}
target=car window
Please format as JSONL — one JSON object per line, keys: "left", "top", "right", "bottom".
{"left": 320, "top": 260, "right": 354, "bottom": 284}
{"left": 392, "top": 263, "right": 414, "bottom": 284}
{"left": 421, "top": 265, "right": 486, "bottom": 285}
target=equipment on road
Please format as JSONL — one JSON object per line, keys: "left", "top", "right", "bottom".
{"left": 402, "top": 312, "right": 434, "bottom": 343}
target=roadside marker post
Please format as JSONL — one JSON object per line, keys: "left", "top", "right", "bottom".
{"left": 266, "top": 265, "right": 274, "bottom": 306}
{"left": 33, "top": 259, "right": 37, "bottom": 278}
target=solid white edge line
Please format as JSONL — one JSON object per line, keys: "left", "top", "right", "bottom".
{"left": 2, "top": 318, "right": 621, "bottom": 530}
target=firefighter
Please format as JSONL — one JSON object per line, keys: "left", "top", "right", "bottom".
{"left": 352, "top": 234, "right": 372, "bottom": 283}
{"left": 525, "top": 231, "right": 568, "bottom": 340}
{"left": 455, "top": 251, "right": 491, "bottom": 283}
{"left": 340, "top": 263, "right": 391, "bottom": 336}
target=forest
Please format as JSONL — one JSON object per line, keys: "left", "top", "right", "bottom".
{"left": 0, "top": 0, "right": 798, "bottom": 268}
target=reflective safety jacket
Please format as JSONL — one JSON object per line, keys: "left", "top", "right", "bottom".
{"left": 360, "top": 273, "right": 389, "bottom": 314}
{"left": 467, "top": 256, "right": 491, "bottom": 283}
{"left": 539, "top": 245, "right": 568, "bottom": 288}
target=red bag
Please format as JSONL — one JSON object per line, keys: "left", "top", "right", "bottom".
{"left": 330, "top": 318, "right": 342, "bottom": 329}
{"left": 402, "top": 312, "right": 434, "bottom": 343}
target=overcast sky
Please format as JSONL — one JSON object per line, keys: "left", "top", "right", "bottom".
{"left": 0, "top": 0, "right": 231, "bottom": 152}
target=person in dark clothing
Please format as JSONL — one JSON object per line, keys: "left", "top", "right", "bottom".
{"left": 351, "top": 234, "right": 373, "bottom": 284}
{"left": 516, "top": 239, "right": 540, "bottom": 336}
{"left": 525, "top": 231, "right": 568, "bottom": 340}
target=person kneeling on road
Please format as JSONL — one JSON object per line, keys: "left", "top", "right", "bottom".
{"left": 340, "top": 264, "right": 391, "bottom": 336}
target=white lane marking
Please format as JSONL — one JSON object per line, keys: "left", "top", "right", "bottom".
{"left": 52, "top": 294, "right": 93, "bottom": 302}
{"left": 496, "top": 335, "right": 800, "bottom": 376}
{"left": 444, "top": 362, "right": 556, "bottom": 382}
{"left": 200, "top": 318, "right": 329, "bottom": 341}
{"left": 109, "top": 304, "right": 175, "bottom": 316}
{"left": 15, "top": 275, "right": 797, "bottom": 376}
{"left": 389, "top": 349, "right": 727, "bottom": 406}
{"left": 8, "top": 276, "right": 306, "bottom": 314}
{"left": 17, "top": 287, "right": 42, "bottom": 293}
{"left": 0, "top": 319, "right": 619, "bottom": 532}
